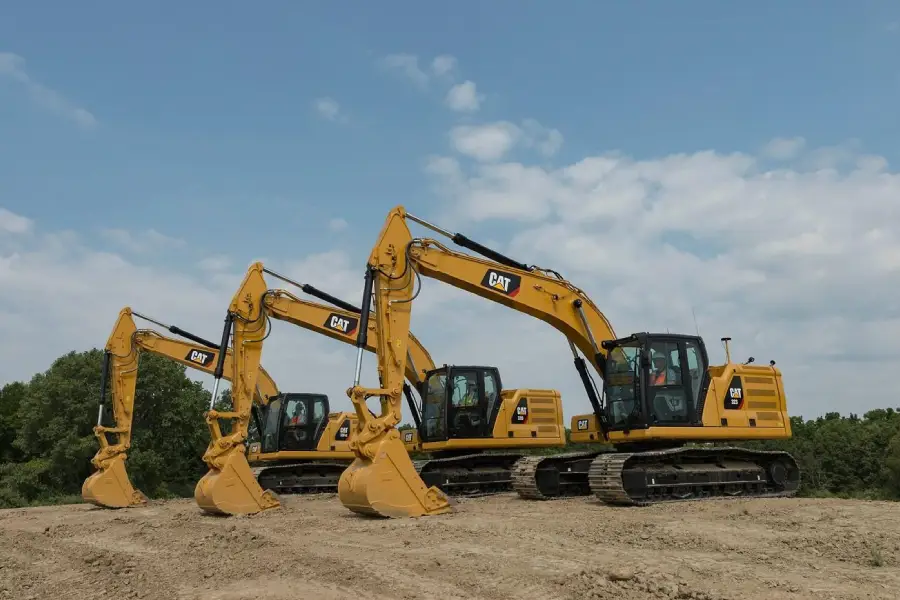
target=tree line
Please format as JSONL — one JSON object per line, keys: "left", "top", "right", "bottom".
{"left": 1, "top": 349, "right": 899, "bottom": 508}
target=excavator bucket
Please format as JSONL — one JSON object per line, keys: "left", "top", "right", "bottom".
{"left": 194, "top": 449, "right": 280, "bottom": 515}
{"left": 338, "top": 429, "right": 451, "bottom": 518}
{"left": 81, "top": 454, "right": 148, "bottom": 508}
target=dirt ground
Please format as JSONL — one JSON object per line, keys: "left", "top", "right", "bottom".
{"left": 0, "top": 493, "right": 898, "bottom": 600}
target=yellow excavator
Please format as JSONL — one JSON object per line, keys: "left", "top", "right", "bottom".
{"left": 337, "top": 205, "right": 800, "bottom": 517}
{"left": 195, "top": 262, "right": 551, "bottom": 515}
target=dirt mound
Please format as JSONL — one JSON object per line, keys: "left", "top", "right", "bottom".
{"left": 1, "top": 494, "right": 898, "bottom": 600}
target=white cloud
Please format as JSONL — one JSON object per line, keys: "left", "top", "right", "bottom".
{"left": 328, "top": 217, "right": 348, "bottom": 232}
{"left": 449, "top": 119, "right": 564, "bottom": 162}
{"left": 762, "top": 137, "right": 806, "bottom": 160}
{"left": 450, "top": 122, "right": 521, "bottom": 162}
{"left": 430, "top": 55, "right": 457, "bottom": 78}
{"left": 313, "top": 97, "right": 346, "bottom": 122}
{"left": 379, "top": 54, "right": 431, "bottom": 88}
{"left": 2, "top": 133, "right": 898, "bottom": 428}
{"left": 0, "top": 222, "right": 380, "bottom": 414}
{"left": 521, "top": 118, "right": 564, "bottom": 157}
{"left": 0, "top": 208, "right": 33, "bottom": 234}
{"left": 379, "top": 53, "right": 460, "bottom": 89}
{"left": 101, "top": 228, "right": 186, "bottom": 254}
{"left": 421, "top": 137, "right": 900, "bottom": 418}
{"left": 0, "top": 52, "right": 97, "bottom": 129}
{"left": 445, "top": 80, "right": 483, "bottom": 112}
{"left": 197, "top": 255, "right": 230, "bottom": 272}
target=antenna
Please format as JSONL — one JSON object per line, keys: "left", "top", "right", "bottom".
{"left": 691, "top": 306, "right": 701, "bottom": 337}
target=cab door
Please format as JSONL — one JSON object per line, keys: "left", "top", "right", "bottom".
{"left": 447, "top": 368, "right": 487, "bottom": 439}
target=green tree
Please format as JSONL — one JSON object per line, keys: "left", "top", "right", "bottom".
{"left": 0, "top": 349, "right": 214, "bottom": 507}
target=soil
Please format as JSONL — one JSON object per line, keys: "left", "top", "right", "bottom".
{"left": 0, "top": 493, "right": 898, "bottom": 600}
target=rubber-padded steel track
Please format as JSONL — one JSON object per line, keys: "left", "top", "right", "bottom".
{"left": 413, "top": 452, "right": 525, "bottom": 497}
{"left": 511, "top": 447, "right": 801, "bottom": 506}
{"left": 251, "top": 460, "right": 352, "bottom": 495}
{"left": 588, "top": 447, "right": 800, "bottom": 506}
{"left": 511, "top": 451, "right": 607, "bottom": 500}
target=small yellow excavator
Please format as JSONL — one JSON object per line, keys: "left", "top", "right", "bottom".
{"left": 337, "top": 205, "right": 800, "bottom": 518}
{"left": 193, "top": 262, "right": 476, "bottom": 515}
{"left": 81, "top": 306, "right": 284, "bottom": 508}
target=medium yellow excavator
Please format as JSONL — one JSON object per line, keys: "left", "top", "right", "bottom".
{"left": 194, "top": 262, "right": 542, "bottom": 515}
{"left": 337, "top": 205, "right": 800, "bottom": 518}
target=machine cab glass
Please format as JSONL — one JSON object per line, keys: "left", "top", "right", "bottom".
{"left": 419, "top": 366, "right": 501, "bottom": 442}
{"left": 603, "top": 334, "right": 708, "bottom": 430}
{"left": 259, "top": 393, "right": 329, "bottom": 453}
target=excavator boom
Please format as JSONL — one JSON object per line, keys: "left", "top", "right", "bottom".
{"left": 81, "top": 307, "right": 280, "bottom": 509}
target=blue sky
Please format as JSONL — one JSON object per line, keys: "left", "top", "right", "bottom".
{"left": 2, "top": 2, "right": 900, "bottom": 419}
{"left": 2, "top": 1, "right": 898, "bottom": 256}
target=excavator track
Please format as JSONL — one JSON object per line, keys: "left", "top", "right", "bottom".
{"left": 511, "top": 451, "right": 609, "bottom": 500}
{"left": 251, "top": 460, "right": 352, "bottom": 495}
{"left": 413, "top": 452, "right": 526, "bottom": 497}
{"left": 588, "top": 446, "right": 801, "bottom": 506}
{"left": 511, "top": 447, "right": 801, "bottom": 505}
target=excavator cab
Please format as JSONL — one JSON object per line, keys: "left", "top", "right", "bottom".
{"left": 418, "top": 365, "right": 502, "bottom": 442}
{"left": 601, "top": 333, "right": 708, "bottom": 431}
{"left": 258, "top": 393, "right": 332, "bottom": 453}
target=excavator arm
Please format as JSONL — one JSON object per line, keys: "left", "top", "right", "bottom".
{"left": 193, "top": 262, "right": 439, "bottom": 515}
{"left": 81, "top": 306, "right": 280, "bottom": 509}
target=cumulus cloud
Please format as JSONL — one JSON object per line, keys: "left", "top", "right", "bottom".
{"left": 430, "top": 55, "right": 457, "bottom": 78}
{"left": 378, "top": 52, "right": 463, "bottom": 90}
{"left": 101, "top": 228, "right": 186, "bottom": 254}
{"left": 762, "top": 137, "right": 806, "bottom": 160}
{"left": 445, "top": 81, "right": 483, "bottom": 112}
{"left": 449, "top": 119, "right": 564, "bottom": 162}
{"left": 0, "top": 208, "right": 33, "bottom": 234}
{"left": 328, "top": 217, "right": 348, "bottom": 232}
{"left": 0, "top": 217, "right": 381, "bottom": 412}
{"left": 313, "top": 97, "right": 347, "bottom": 123}
{"left": 449, "top": 122, "right": 521, "bottom": 162}
{"left": 421, "top": 138, "right": 900, "bottom": 418}
{"left": 379, "top": 53, "right": 459, "bottom": 88}
{"left": 0, "top": 52, "right": 97, "bottom": 129}
{"left": 197, "top": 255, "right": 230, "bottom": 272}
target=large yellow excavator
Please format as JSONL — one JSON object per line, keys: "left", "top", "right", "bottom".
{"left": 337, "top": 205, "right": 800, "bottom": 518}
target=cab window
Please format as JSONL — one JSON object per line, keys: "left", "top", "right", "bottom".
{"left": 450, "top": 372, "right": 478, "bottom": 408}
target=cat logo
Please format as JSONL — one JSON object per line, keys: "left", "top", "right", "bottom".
{"left": 480, "top": 269, "right": 521, "bottom": 297}
{"left": 323, "top": 313, "right": 359, "bottom": 337}
{"left": 403, "top": 431, "right": 414, "bottom": 443}
{"left": 334, "top": 419, "right": 352, "bottom": 441}
{"left": 576, "top": 418, "right": 589, "bottom": 431}
{"left": 184, "top": 349, "right": 215, "bottom": 367}
{"left": 511, "top": 398, "right": 529, "bottom": 424}
{"left": 723, "top": 375, "right": 744, "bottom": 410}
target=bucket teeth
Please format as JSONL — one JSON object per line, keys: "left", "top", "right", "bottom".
{"left": 194, "top": 450, "right": 281, "bottom": 515}
{"left": 81, "top": 454, "right": 148, "bottom": 508}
